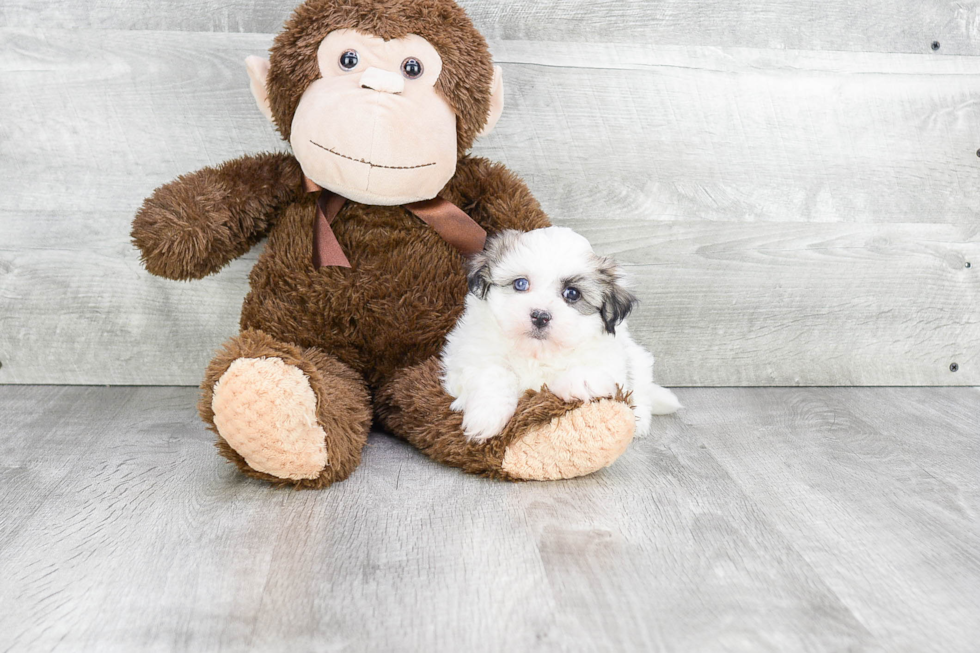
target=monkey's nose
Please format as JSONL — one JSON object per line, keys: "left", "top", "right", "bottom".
{"left": 359, "top": 67, "right": 405, "bottom": 94}
{"left": 530, "top": 310, "right": 552, "bottom": 329}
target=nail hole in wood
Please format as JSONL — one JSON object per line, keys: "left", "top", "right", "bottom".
{"left": 976, "top": 149, "right": 980, "bottom": 158}
{"left": 931, "top": 41, "right": 941, "bottom": 51}
{"left": 966, "top": 262, "right": 973, "bottom": 268}
{"left": 950, "top": 362, "right": 959, "bottom": 373}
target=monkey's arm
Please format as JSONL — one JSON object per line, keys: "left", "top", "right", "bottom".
{"left": 446, "top": 156, "right": 551, "bottom": 233}
{"left": 132, "top": 152, "right": 304, "bottom": 280}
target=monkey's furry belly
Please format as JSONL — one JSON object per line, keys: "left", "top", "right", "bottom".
{"left": 239, "top": 202, "right": 469, "bottom": 388}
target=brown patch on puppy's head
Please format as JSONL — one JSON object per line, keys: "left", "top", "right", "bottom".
{"left": 466, "top": 229, "right": 523, "bottom": 299}
{"left": 267, "top": 0, "right": 495, "bottom": 157}
{"left": 593, "top": 255, "right": 637, "bottom": 335}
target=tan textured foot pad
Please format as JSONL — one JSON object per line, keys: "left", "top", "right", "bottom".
{"left": 501, "top": 399, "right": 636, "bottom": 481}
{"left": 376, "top": 357, "right": 637, "bottom": 482}
{"left": 211, "top": 357, "right": 328, "bottom": 480}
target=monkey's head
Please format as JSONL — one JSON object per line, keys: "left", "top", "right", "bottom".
{"left": 246, "top": 0, "right": 503, "bottom": 206}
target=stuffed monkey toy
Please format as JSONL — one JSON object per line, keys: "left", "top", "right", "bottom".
{"left": 132, "top": 0, "right": 637, "bottom": 488}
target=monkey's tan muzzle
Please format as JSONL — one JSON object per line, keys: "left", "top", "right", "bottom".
{"left": 359, "top": 67, "right": 405, "bottom": 94}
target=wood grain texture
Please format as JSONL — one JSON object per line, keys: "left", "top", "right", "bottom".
{"left": 579, "top": 221, "right": 980, "bottom": 386}
{"left": 1, "top": 385, "right": 978, "bottom": 651}
{"left": 5, "top": 32, "right": 980, "bottom": 226}
{"left": 2, "top": 219, "right": 975, "bottom": 386}
{"left": 688, "top": 387, "right": 980, "bottom": 653}
{"left": 3, "top": 29, "right": 979, "bottom": 385}
{"left": 488, "top": 42, "right": 980, "bottom": 227}
{"left": 3, "top": 0, "right": 980, "bottom": 56}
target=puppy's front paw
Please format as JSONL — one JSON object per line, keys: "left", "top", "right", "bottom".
{"left": 634, "top": 408, "right": 653, "bottom": 438}
{"left": 457, "top": 400, "right": 518, "bottom": 442}
{"left": 550, "top": 368, "right": 618, "bottom": 403}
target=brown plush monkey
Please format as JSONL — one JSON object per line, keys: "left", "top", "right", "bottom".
{"left": 132, "top": 0, "right": 636, "bottom": 488}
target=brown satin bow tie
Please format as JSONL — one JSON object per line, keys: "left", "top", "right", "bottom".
{"left": 303, "top": 177, "right": 487, "bottom": 269}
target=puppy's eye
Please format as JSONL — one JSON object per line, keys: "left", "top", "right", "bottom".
{"left": 562, "top": 287, "right": 581, "bottom": 303}
{"left": 339, "top": 50, "right": 359, "bottom": 70}
{"left": 401, "top": 57, "right": 423, "bottom": 79}
{"left": 513, "top": 278, "right": 530, "bottom": 292}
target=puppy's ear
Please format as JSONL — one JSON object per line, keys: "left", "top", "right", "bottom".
{"left": 466, "top": 229, "right": 522, "bottom": 299}
{"left": 466, "top": 251, "right": 493, "bottom": 299}
{"left": 596, "top": 256, "right": 637, "bottom": 335}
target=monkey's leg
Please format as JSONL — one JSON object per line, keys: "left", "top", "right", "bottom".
{"left": 375, "top": 358, "right": 636, "bottom": 481}
{"left": 200, "top": 329, "right": 371, "bottom": 489}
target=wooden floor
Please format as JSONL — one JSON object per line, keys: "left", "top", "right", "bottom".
{"left": 1, "top": 386, "right": 978, "bottom": 652}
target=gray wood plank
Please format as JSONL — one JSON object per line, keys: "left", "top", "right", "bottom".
{"left": 681, "top": 387, "right": 980, "bottom": 653}
{"left": 3, "top": 0, "right": 980, "bottom": 56}
{"left": 3, "top": 30, "right": 979, "bottom": 386}
{"left": 488, "top": 42, "right": 980, "bottom": 228}
{"left": 5, "top": 32, "right": 980, "bottom": 227}
{"left": 0, "top": 386, "right": 130, "bottom": 552}
{"left": 2, "top": 386, "right": 978, "bottom": 651}
{"left": 2, "top": 220, "right": 976, "bottom": 386}
{"left": 514, "top": 444, "right": 872, "bottom": 651}
{"left": 577, "top": 220, "right": 979, "bottom": 387}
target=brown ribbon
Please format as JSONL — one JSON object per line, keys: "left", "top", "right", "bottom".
{"left": 304, "top": 177, "right": 487, "bottom": 270}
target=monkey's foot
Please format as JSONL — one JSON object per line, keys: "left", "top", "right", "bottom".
{"left": 211, "top": 357, "right": 328, "bottom": 480}
{"left": 498, "top": 398, "right": 635, "bottom": 480}
{"left": 200, "top": 329, "right": 371, "bottom": 489}
{"left": 376, "top": 358, "right": 636, "bottom": 481}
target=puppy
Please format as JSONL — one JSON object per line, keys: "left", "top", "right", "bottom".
{"left": 441, "top": 226, "right": 680, "bottom": 441}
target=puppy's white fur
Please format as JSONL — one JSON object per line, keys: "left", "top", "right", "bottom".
{"left": 441, "top": 227, "right": 680, "bottom": 441}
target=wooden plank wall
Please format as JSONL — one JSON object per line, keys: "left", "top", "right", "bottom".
{"left": 1, "top": 2, "right": 978, "bottom": 386}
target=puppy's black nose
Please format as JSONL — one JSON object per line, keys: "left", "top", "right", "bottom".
{"left": 530, "top": 309, "right": 552, "bottom": 328}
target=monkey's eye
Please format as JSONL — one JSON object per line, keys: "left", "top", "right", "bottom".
{"left": 562, "top": 287, "right": 581, "bottom": 303}
{"left": 339, "top": 50, "right": 359, "bottom": 71}
{"left": 401, "top": 57, "right": 424, "bottom": 79}
{"left": 513, "top": 278, "right": 530, "bottom": 292}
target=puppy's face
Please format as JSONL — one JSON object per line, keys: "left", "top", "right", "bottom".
{"left": 466, "top": 227, "right": 637, "bottom": 350}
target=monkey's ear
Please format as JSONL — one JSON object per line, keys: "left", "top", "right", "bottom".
{"left": 476, "top": 65, "right": 504, "bottom": 139}
{"left": 245, "top": 56, "right": 274, "bottom": 123}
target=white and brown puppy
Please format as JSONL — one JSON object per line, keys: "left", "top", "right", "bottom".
{"left": 441, "top": 226, "right": 681, "bottom": 441}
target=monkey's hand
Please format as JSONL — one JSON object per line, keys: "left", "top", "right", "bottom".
{"left": 131, "top": 152, "right": 303, "bottom": 280}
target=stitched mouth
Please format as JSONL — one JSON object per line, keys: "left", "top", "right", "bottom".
{"left": 309, "top": 141, "right": 437, "bottom": 170}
